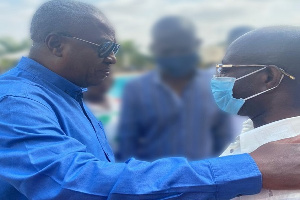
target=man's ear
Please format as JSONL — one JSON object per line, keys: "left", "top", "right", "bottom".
{"left": 45, "top": 34, "right": 64, "bottom": 57}
{"left": 264, "top": 66, "right": 283, "bottom": 89}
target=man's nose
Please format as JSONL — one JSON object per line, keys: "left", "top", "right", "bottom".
{"left": 104, "top": 52, "right": 117, "bottom": 64}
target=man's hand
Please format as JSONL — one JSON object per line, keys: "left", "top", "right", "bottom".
{"left": 250, "top": 135, "right": 300, "bottom": 190}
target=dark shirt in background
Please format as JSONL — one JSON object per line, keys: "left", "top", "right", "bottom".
{"left": 117, "top": 69, "right": 234, "bottom": 161}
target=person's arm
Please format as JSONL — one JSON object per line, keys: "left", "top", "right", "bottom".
{"left": 250, "top": 136, "right": 300, "bottom": 190}
{"left": 0, "top": 96, "right": 262, "bottom": 200}
{"left": 116, "top": 82, "right": 140, "bottom": 161}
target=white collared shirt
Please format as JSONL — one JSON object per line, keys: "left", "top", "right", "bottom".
{"left": 221, "top": 116, "right": 300, "bottom": 199}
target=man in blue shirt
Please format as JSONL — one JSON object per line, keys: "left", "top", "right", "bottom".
{"left": 117, "top": 16, "right": 233, "bottom": 161}
{"left": 0, "top": 1, "right": 300, "bottom": 199}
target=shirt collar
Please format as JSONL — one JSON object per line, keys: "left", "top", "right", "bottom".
{"left": 239, "top": 116, "right": 300, "bottom": 153}
{"left": 17, "top": 57, "right": 84, "bottom": 100}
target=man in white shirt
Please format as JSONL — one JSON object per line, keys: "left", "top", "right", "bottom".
{"left": 211, "top": 26, "right": 300, "bottom": 199}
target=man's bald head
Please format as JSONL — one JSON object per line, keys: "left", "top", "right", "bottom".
{"left": 30, "top": 0, "right": 114, "bottom": 43}
{"left": 150, "top": 16, "right": 200, "bottom": 57}
{"left": 223, "top": 26, "right": 300, "bottom": 77}
{"left": 227, "top": 26, "right": 253, "bottom": 46}
{"left": 152, "top": 16, "right": 197, "bottom": 41}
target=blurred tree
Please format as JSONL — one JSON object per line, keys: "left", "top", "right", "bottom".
{"left": 0, "top": 37, "right": 31, "bottom": 73}
{"left": 0, "top": 37, "right": 31, "bottom": 56}
{"left": 0, "top": 58, "right": 18, "bottom": 73}
{"left": 115, "top": 40, "right": 153, "bottom": 72}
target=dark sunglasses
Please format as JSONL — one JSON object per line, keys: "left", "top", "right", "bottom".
{"left": 58, "top": 33, "right": 120, "bottom": 58}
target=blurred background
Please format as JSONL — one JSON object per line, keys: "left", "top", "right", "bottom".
{"left": 2, "top": 0, "right": 300, "bottom": 161}
{"left": 2, "top": 0, "right": 300, "bottom": 73}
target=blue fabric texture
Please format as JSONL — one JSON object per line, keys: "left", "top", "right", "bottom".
{"left": 0, "top": 57, "right": 261, "bottom": 199}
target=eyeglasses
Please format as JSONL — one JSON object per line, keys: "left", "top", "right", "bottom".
{"left": 58, "top": 33, "right": 120, "bottom": 58}
{"left": 216, "top": 64, "right": 296, "bottom": 80}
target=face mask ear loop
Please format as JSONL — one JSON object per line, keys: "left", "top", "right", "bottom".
{"left": 244, "top": 74, "right": 284, "bottom": 101}
{"left": 236, "top": 67, "right": 267, "bottom": 81}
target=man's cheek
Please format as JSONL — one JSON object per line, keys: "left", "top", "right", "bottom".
{"left": 232, "top": 84, "right": 242, "bottom": 99}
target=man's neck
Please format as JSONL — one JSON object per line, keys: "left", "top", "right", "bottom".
{"left": 251, "top": 107, "right": 300, "bottom": 128}
{"left": 29, "top": 48, "right": 57, "bottom": 74}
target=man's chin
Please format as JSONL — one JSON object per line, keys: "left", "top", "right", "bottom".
{"left": 237, "top": 106, "right": 248, "bottom": 116}
{"left": 90, "top": 76, "right": 107, "bottom": 86}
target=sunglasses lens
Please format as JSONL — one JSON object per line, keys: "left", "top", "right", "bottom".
{"left": 98, "top": 42, "right": 120, "bottom": 58}
{"left": 98, "top": 42, "right": 112, "bottom": 57}
{"left": 112, "top": 44, "right": 120, "bottom": 54}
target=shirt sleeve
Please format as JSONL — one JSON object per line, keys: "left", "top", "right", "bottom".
{"left": 0, "top": 96, "right": 261, "bottom": 200}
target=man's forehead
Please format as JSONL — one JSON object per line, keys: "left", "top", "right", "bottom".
{"left": 70, "top": 16, "right": 115, "bottom": 42}
{"left": 96, "top": 30, "right": 115, "bottom": 42}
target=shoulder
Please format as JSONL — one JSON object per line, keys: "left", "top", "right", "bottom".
{"left": 0, "top": 69, "right": 52, "bottom": 110}
{"left": 123, "top": 70, "right": 156, "bottom": 91}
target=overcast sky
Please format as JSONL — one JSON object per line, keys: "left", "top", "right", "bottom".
{"left": 1, "top": 0, "right": 300, "bottom": 53}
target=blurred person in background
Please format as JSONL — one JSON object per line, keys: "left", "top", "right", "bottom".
{"left": 84, "top": 75, "right": 119, "bottom": 151}
{"left": 117, "top": 16, "right": 234, "bottom": 161}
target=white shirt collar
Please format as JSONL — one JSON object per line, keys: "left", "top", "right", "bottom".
{"left": 239, "top": 116, "right": 300, "bottom": 153}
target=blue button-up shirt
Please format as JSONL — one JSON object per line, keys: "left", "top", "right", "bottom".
{"left": 0, "top": 57, "right": 261, "bottom": 199}
{"left": 117, "top": 70, "right": 233, "bottom": 161}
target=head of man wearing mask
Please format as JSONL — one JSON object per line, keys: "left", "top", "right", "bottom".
{"left": 211, "top": 26, "right": 300, "bottom": 128}
{"left": 151, "top": 16, "right": 201, "bottom": 79}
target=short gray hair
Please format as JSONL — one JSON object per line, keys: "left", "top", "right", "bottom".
{"left": 30, "top": 0, "right": 114, "bottom": 43}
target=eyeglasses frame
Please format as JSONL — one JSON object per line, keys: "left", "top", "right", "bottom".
{"left": 216, "top": 64, "right": 296, "bottom": 80}
{"left": 57, "top": 33, "right": 120, "bottom": 58}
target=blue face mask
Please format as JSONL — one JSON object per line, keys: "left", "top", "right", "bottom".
{"left": 211, "top": 77, "right": 245, "bottom": 114}
{"left": 211, "top": 67, "right": 284, "bottom": 115}
{"left": 156, "top": 53, "right": 200, "bottom": 78}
